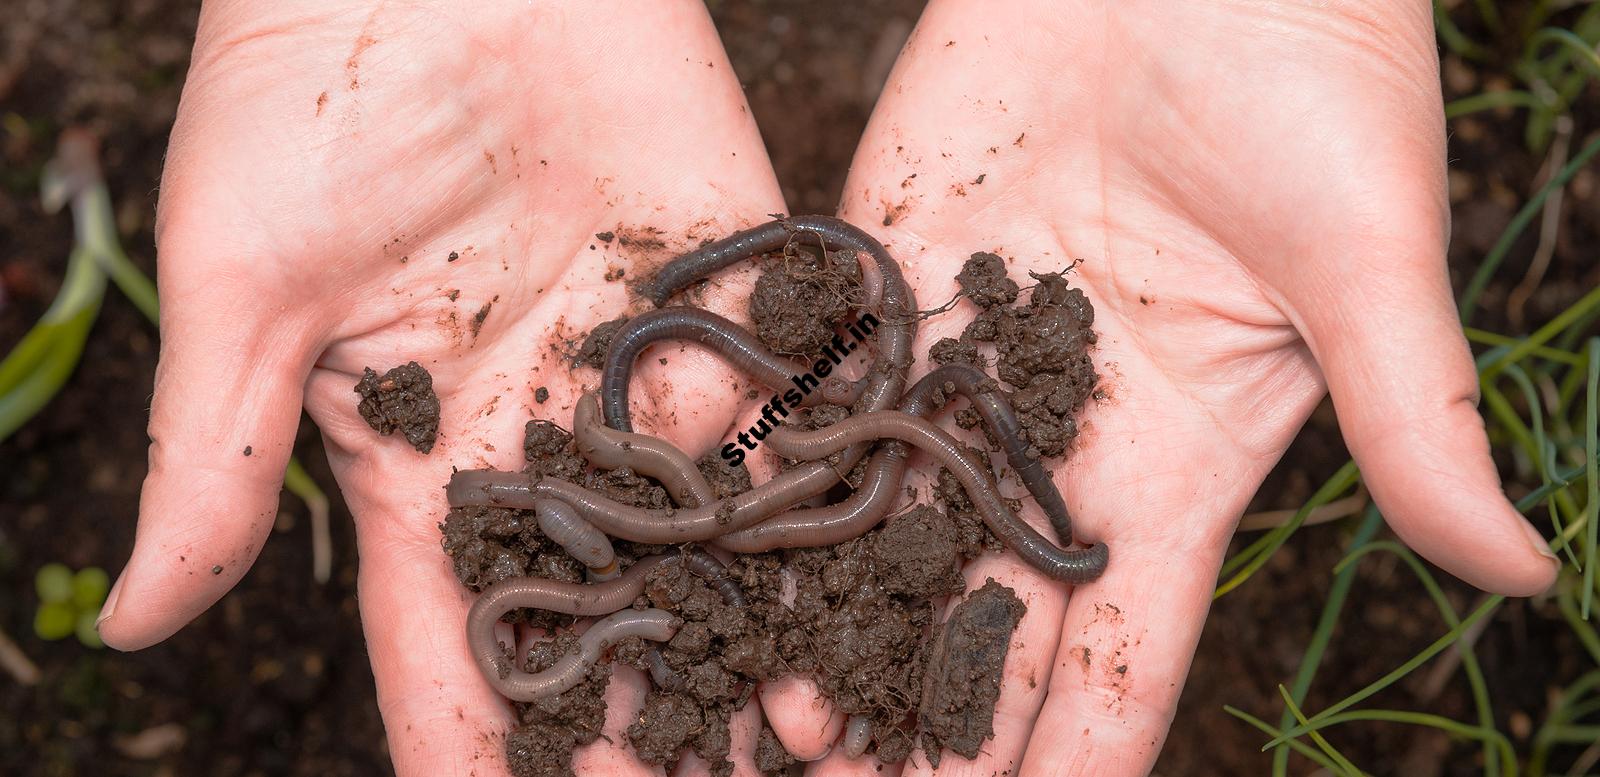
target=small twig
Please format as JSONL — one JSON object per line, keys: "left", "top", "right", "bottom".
{"left": 0, "top": 627, "right": 41, "bottom": 686}
{"left": 1237, "top": 489, "right": 1369, "bottom": 532}
{"left": 1509, "top": 114, "right": 1573, "bottom": 329}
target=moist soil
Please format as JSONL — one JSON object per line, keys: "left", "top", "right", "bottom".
{"left": 443, "top": 252, "right": 1088, "bottom": 775}
{"left": 354, "top": 361, "right": 440, "bottom": 454}
{"left": 2, "top": 1, "right": 1596, "bottom": 775}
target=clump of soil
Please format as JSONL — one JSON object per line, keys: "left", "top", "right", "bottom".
{"left": 946, "top": 254, "right": 1099, "bottom": 456}
{"left": 354, "top": 361, "right": 440, "bottom": 453}
{"left": 918, "top": 579, "right": 1027, "bottom": 765}
{"left": 573, "top": 316, "right": 629, "bottom": 369}
{"left": 749, "top": 245, "right": 864, "bottom": 356}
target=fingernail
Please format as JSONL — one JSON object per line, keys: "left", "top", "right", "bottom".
{"left": 96, "top": 572, "right": 125, "bottom": 629}
{"left": 1517, "top": 519, "right": 1560, "bottom": 564}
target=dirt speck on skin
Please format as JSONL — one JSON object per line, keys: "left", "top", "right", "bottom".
{"left": 534, "top": 387, "right": 550, "bottom": 404}
{"left": 574, "top": 316, "right": 629, "bottom": 369}
{"left": 354, "top": 361, "right": 440, "bottom": 453}
{"left": 754, "top": 726, "right": 796, "bottom": 776}
{"left": 749, "top": 245, "right": 863, "bottom": 356}
{"left": 918, "top": 579, "right": 1026, "bottom": 766}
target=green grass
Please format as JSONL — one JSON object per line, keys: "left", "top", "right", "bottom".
{"left": 1217, "top": 5, "right": 1600, "bottom": 772}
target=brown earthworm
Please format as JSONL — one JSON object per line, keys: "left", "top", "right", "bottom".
{"left": 638, "top": 216, "right": 918, "bottom": 469}
{"left": 572, "top": 392, "right": 717, "bottom": 507}
{"left": 840, "top": 714, "right": 873, "bottom": 759}
{"left": 764, "top": 412, "right": 1108, "bottom": 583}
{"left": 599, "top": 307, "right": 862, "bottom": 433}
{"left": 448, "top": 466, "right": 837, "bottom": 544}
{"left": 475, "top": 609, "right": 681, "bottom": 702}
{"left": 532, "top": 497, "right": 617, "bottom": 576}
{"left": 714, "top": 363, "right": 956, "bottom": 552}
{"left": 901, "top": 364, "right": 1076, "bottom": 544}
{"left": 467, "top": 555, "right": 670, "bottom": 621}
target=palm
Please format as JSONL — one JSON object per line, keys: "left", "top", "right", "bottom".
{"left": 109, "top": 3, "right": 783, "bottom": 775}
{"left": 791, "top": 2, "right": 1549, "bottom": 774}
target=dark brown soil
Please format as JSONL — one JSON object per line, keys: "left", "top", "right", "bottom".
{"left": 918, "top": 578, "right": 1027, "bottom": 766}
{"left": 353, "top": 361, "right": 440, "bottom": 454}
{"left": 748, "top": 245, "right": 864, "bottom": 356}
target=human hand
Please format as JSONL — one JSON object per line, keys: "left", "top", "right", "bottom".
{"left": 95, "top": 1, "right": 787, "bottom": 774}
{"left": 762, "top": 1, "right": 1561, "bottom": 774}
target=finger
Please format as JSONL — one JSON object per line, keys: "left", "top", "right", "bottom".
{"left": 759, "top": 675, "right": 844, "bottom": 761}
{"left": 807, "top": 742, "right": 905, "bottom": 777}
{"left": 898, "top": 552, "right": 1068, "bottom": 777}
{"left": 347, "top": 489, "right": 520, "bottom": 777}
{"left": 1276, "top": 193, "right": 1559, "bottom": 596}
{"left": 97, "top": 272, "right": 319, "bottom": 650}
{"left": 672, "top": 700, "right": 764, "bottom": 777}
{"left": 1019, "top": 533, "right": 1227, "bottom": 776}
{"left": 573, "top": 666, "right": 666, "bottom": 777}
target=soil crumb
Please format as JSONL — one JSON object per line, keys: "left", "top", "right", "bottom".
{"left": 918, "top": 579, "right": 1026, "bottom": 765}
{"left": 354, "top": 361, "right": 440, "bottom": 453}
{"left": 505, "top": 635, "right": 612, "bottom": 777}
{"left": 749, "top": 244, "right": 863, "bottom": 356}
{"left": 574, "top": 316, "right": 629, "bottom": 369}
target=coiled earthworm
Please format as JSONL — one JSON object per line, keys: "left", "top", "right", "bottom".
{"left": 449, "top": 466, "right": 837, "bottom": 544}
{"left": 475, "top": 609, "right": 682, "bottom": 702}
{"left": 764, "top": 412, "right": 1108, "bottom": 583}
{"left": 532, "top": 497, "right": 617, "bottom": 577}
{"left": 714, "top": 365, "right": 952, "bottom": 553}
{"left": 901, "top": 364, "right": 1075, "bottom": 544}
{"left": 599, "top": 307, "right": 861, "bottom": 433}
{"left": 572, "top": 392, "right": 717, "bottom": 507}
{"left": 467, "top": 555, "right": 670, "bottom": 621}
{"left": 638, "top": 216, "right": 919, "bottom": 471}
{"left": 840, "top": 714, "right": 873, "bottom": 759}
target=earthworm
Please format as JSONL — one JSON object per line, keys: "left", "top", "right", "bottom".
{"left": 449, "top": 466, "right": 838, "bottom": 544}
{"left": 639, "top": 216, "right": 918, "bottom": 470}
{"left": 572, "top": 392, "right": 717, "bottom": 507}
{"left": 599, "top": 307, "right": 861, "bottom": 433}
{"left": 467, "top": 555, "right": 669, "bottom": 622}
{"left": 532, "top": 498, "right": 617, "bottom": 576}
{"left": 679, "top": 545, "right": 748, "bottom": 607}
{"left": 715, "top": 366, "right": 954, "bottom": 552}
{"left": 644, "top": 647, "right": 683, "bottom": 691}
{"left": 764, "top": 412, "right": 1108, "bottom": 583}
{"left": 902, "top": 364, "right": 1075, "bottom": 544}
{"left": 475, "top": 609, "right": 681, "bottom": 702}
{"left": 841, "top": 714, "right": 873, "bottom": 759}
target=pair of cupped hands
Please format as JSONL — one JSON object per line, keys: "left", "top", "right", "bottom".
{"left": 98, "top": 1, "right": 1560, "bottom": 775}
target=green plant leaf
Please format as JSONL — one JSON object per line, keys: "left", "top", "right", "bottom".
{"left": 74, "top": 610, "right": 103, "bottom": 649}
{"left": 34, "top": 562, "right": 74, "bottom": 604}
{"left": 72, "top": 566, "right": 109, "bottom": 610}
{"left": 34, "top": 601, "right": 75, "bottom": 641}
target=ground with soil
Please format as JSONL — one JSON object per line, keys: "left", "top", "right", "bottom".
{"left": 1, "top": 0, "right": 1595, "bottom": 775}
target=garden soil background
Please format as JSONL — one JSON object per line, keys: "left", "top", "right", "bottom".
{"left": 2, "top": 1, "right": 1596, "bottom": 775}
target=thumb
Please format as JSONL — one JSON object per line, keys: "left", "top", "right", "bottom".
{"left": 1283, "top": 199, "right": 1559, "bottom": 598}
{"left": 97, "top": 265, "right": 318, "bottom": 650}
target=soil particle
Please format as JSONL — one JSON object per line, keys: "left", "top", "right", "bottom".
{"left": 754, "top": 726, "right": 796, "bottom": 776}
{"left": 698, "top": 452, "right": 754, "bottom": 500}
{"left": 595, "top": 231, "right": 615, "bottom": 243}
{"left": 354, "top": 361, "right": 440, "bottom": 453}
{"left": 928, "top": 335, "right": 981, "bottom": 367}
{"left": 918, "top": 579, "right": 1027, "bottom": 766}
{"left": 871, "top": 506, "right": 964, "bottom": 599}
{"left": 522, "top": 421, "right": 586, "bottom": 482}
{"left": 534, "top": 386, "right": 550, "bottom": 404}
{"left": 471, "top": 301, "right": 493, "bottom": 338}
{"left": 955, "top": 252, "right": 1019, "bottom": 309}
{"left": 574, "top": 316, "right": 629, "bottom": 369}
{"left": 749, "top": 246, "right": 863, "bottom": 356}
